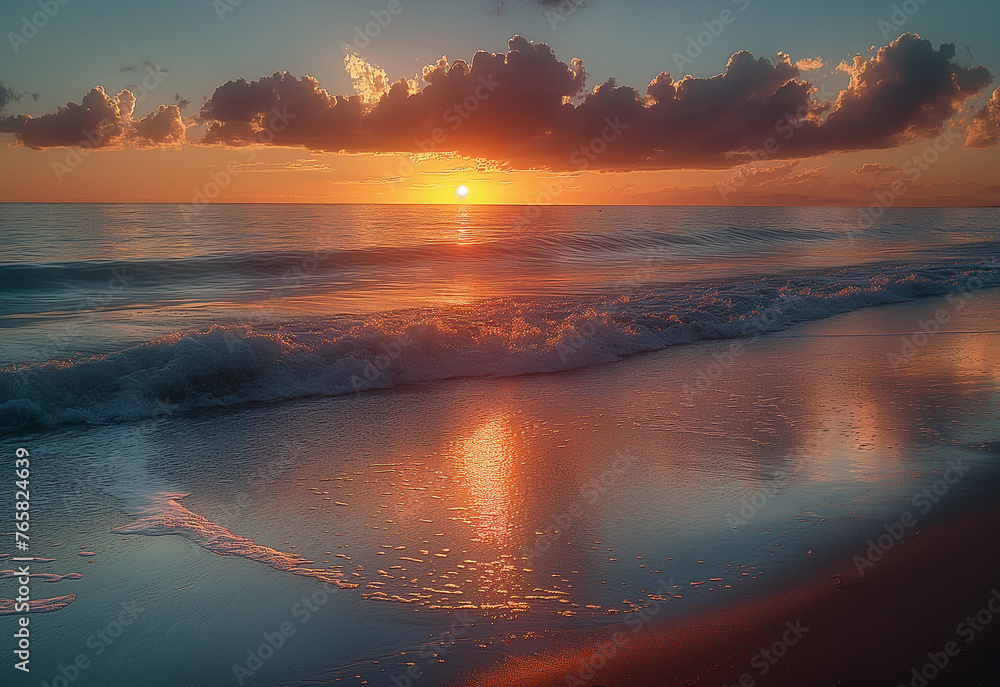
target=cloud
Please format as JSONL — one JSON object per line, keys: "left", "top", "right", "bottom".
{"left": 0, "top": 86, "right": 185, "bottom": 148}
{"left": 173, "top": 93, "right": 192, "bottom": 110}
{"left": 193, "top": 33, "right": 991, "bottom": 168}
{"left": 228, "top": 159, "right": 331, "bottom": 173}
{"left": 420, "top": 158, "right": 511, "bottom": 175}
{"left": 3, "top": 33, "right": 995, "bottom": 167}
{"left": 198, "top": 35, "right": 586, "bottom": 154}
{"left": 489, "top": 0, "right": 586, "bottom": 15}
{"left": 352, "top": 175, "right": 406, "bottom": 184}
{"left": 344, "top": 52, "right": 397, "bottom": 107}
{"left": 134, "top": 105, "right": 186, "bottom": 144}
{"left": 1, "top": 87, "right": 129, "bottom": 148}
{"left": 120, "top": 60, "right": 164, "bottom": 73}
{"left": 795, "top": 57, "right": 825, "bottom": 71}
{"left": 814, "top": 35, "right": 991, "bottom": 151}
{"left": 603, "top": 182, "right": 639, "bottom": 194}
{"left": 198, "top": 71, "right": 365, "bottom": 147}
{"left": 965, "top": 86, "right": 1000, "bottom": 149}
{"left": 720, "top": 160, "right": 803, "bottom": 189}
{"left": 0, "top": 82, "right": 39, "bottom": 112}
{"left": 851, "top": 162, "right": 901, "bottom": 175}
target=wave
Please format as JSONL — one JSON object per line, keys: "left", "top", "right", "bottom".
{"left": 0, "top": 225, "right": 843, "bottom": 294}
{"left": 1, "top": 258, "right": 997, "bottom": 430}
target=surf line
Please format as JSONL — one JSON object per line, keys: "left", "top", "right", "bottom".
{"left": 111, "top": 492, "right": 360, "bottom": 589}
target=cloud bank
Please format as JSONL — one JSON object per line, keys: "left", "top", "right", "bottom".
{"left": 1, "top": 33, "right": 995, "bottom": 169}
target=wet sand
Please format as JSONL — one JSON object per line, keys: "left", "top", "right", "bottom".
{"left": 7, "top": 290, "right": 999, "bottom": 686}
{"left": 453, "top": 292, "right": 1000, "bottom": 687}
{"left": 457, "top": 495, "right": 1000, "bottom": 686}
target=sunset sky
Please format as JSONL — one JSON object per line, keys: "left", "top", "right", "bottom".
{"left": 1, "top": 0, "right": 998, "bottom": 205}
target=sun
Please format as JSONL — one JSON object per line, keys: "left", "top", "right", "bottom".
{"left": 456, "top": 185, "right": 469, "bottom": 199}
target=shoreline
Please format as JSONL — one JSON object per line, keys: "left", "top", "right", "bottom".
{"left": 449, "top": 293, "right": 1000, "bottom": 687}
{"left": 5, "top": 289, "right": 999, "bottom": 687}
{"left": 457, "top": 494, "right": 1000, "bottom": 686}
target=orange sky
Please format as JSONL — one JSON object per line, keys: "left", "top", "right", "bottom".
{"left": 1, "top": 136, "right": 997, "bottom": 206}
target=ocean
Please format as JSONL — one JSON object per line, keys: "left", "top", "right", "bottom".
{"left": 2, "top": 204, "right": 998, "bottom": 427}
{"left": 1, "top": 203, "right": 999, "bottom": 686}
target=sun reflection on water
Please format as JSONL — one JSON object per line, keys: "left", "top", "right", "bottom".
{"left": 457, "top": 415, "right": 516, "bottom": 547}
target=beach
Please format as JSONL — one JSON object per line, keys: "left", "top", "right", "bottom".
{"left": 4, "top": 0, "right": 1000, "bottom": 682}
{"left": 5, "top": 265, "right": 999, "bottom": 685}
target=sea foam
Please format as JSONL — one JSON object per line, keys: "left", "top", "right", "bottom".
{"left": 2, "top": 258, "right": 997, "bottom": 429}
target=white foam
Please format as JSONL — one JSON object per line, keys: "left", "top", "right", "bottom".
{"left": 112, "top": 493, "right": 359, "bottom": 589}
{"left": 2, "top": 259, "right": 997, "bottom": 428}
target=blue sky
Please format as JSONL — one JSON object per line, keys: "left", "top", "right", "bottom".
{"left": 3, "top": 0, "right": 997, "bottom": 117}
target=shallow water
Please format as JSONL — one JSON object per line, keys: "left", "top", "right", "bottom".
{"left": 6, "top": 293, "right": 999, "bottom": 686}
{"left": 2, "top": 205, "right": 999, "bottom": 685}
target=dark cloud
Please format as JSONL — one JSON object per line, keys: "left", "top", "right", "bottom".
{"left": 135, "top": 105, "right": 186, "bottom": 143}
{"left": 0, "top": 82, "right": 39, "bottom": 112}
{"left": 199, "top": 72, "right": 364, "bottom": 147}
{"left": 173, "top": 93, "right": 192, "bottom": 110}
{"left": 192, "top": 33, "right": 994, "bottom": 168}
{"left": 0, "top": 85, "right": 184, "bottom": 148}
{"left": 966, "top": 86, "right": 1000, "bottom": 149}
{"left": 1, "top": 87, "right": 128, "bottom": 148}
{"left": 813, "top": 35, "right": 992, "bottom": 151}
{"left": 198, "top": 35, "right": 586, "bottom": 155}
{"left": 120, "top": 60, "right": 165, "bottom": 73}
{"left": 3, "top": 33, "right": 996, "bottom": 166}
{"left": 489, "top": 0, "right": 586, "bottom": 16}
